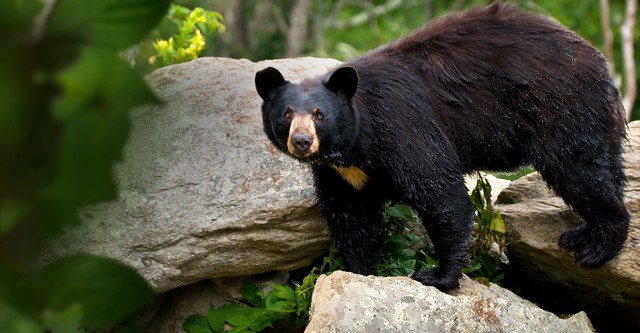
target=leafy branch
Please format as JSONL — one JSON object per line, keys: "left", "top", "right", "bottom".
{"left": 150, "top": 4, "right": 225, "bottom": 66}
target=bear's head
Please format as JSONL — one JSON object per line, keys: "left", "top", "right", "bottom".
{"left": 255, "top": 66, "right": 359, "bottom": 163}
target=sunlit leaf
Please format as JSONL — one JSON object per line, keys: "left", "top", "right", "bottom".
{"left": 490, "top": 211, "right": 506, "bottom": 234}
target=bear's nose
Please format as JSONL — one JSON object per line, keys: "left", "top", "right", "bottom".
{"left": 292, "top": 133, "right": 313, "bottom": 152}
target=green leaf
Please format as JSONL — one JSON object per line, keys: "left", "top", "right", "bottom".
{"left": 463, "top": 261, "right": 482, "bottom": 274}
{"left": 206, "top": 307, "right": 226, "bottom": 333}
{"left": 385, "top": 204, "right": 415, "bottom": 221}
{"left": 25, "top": 254, "right": 154, "bottom": 327}
{"left": 265, "top": 300, "right": 295, "bottom": 314}
{"left": 470, "top": 185, "right": 485, "bottom": 213}
{"left": 46, "top": 0, "right": 172, "bottom": 50}
{"left": 491, "top": 272, "right": 505, "bottom": 283}
{"left": 224, "top": 306, "right": 257, "bottom": 328}
{"left": 43, "top": 46, "right": 158, "bottom": 226}
{"left": 400, "top": 248, "right": 416, "bottom": 258}
{"left": 52, "top": 46, "right": 158, "bottom": 121}
{"left": 242, "top": 282, "right": 265, "bottom": 307}
{"left": 265, "top": 285, "right": 297, "bottom": 311}
{"left": 42, "top": 303, "right": 83, "bottom": 333}
{"left": 0, "top": 302, "right": 43, "bottom": 333}
{"left": 0, "top": 0, "right": 43, "bottom": 34}
{"left": 183, "top": 314, "right": 214, "bottom": 333}
{"left": 490, "top": 211, "right": 506, "bottom": 234}
{"left": 226, "top": 327, "right": 253, "bottom": 333}
{"left": 0, "top": 201, "right": 26, "bottom": 236}
{"left": 249, "top": 311, "right": 278, "bottom": 332}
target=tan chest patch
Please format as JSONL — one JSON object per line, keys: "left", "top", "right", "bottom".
{"left": 331, "top": 165, "right": 369, "bottom": 190}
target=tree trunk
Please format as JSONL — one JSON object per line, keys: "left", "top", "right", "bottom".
{"left": 599, "top": 0, "right": 616, "bottom": 77}
{"left": 621, "top": 0, "right": 637, "bottom": 120}
{"left": 285, "top": 0, "right": 311, "bottom": 58}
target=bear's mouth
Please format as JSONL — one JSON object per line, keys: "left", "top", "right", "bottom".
{"left": 287, "top": 143, "right": 319, "bottom": 160}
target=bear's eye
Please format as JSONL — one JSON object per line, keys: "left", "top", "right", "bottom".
{"left": 312, "top": 108, "right": 324, "bottom": 120}
{"left": 283, "top": 108, "right": 294, "bottom": 120}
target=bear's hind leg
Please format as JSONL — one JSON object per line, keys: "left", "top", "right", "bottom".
{"left": 537, "top": 156, "right": 629, "bottom": 268}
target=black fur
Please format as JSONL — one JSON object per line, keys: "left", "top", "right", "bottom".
{"left": 255, "top": 2, "right": 630, "bottom": 291}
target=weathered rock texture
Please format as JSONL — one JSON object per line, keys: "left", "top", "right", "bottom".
{"left": 306, "top": 271, "right": 594, "bottom": 333}
{"left": 496, "top": 120, "right": 640, "bottom": 332}
{"left": 42, "top": 57, "right": 340, "bottom": 292}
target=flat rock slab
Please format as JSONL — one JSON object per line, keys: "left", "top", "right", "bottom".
{"left": 42, "top": 57, "right": 341, "bottom": 292}
{"left": 306, "top": 271, "right": 594, "bottom": 333}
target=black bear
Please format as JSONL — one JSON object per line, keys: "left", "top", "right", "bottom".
{"left": 255, "top": 2, "right": 630, "bottom": 291}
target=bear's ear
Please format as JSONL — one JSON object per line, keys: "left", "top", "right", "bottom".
{"left": 255, "top": 67, "right": 286, "bottom": 100}
{"left": 326, "top": 66, "right": 359, "bottom": 99}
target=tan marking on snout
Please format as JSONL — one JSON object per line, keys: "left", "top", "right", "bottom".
{"left": 287, "top": 113, "right": 320, "bottom": 157}
{"left": 331, "top": 165, "right": 369, "bottom": 190}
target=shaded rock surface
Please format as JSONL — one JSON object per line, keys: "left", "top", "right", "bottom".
{"left": 42, "top": 57, "right": 340, "bottom": 292}
{"left": 306, "top": 271, "right": 594, "bottom": 333}
{"left": 496, "top": 120, "right": 640, "bottom": 331}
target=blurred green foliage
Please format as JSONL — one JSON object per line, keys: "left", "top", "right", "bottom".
{"left": 0, "top": 0, "right": 171, "bottom": 331}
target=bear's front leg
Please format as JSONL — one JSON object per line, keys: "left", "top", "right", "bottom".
{"left": 409, "top": 181, "right": 475, "bottom": 292}
{"left": 313, "top": 165, "right": 386, "bottom": 275}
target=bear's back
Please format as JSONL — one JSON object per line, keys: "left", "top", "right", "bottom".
{"left": 341, "top": 2, "right": 623, "bottom": 172}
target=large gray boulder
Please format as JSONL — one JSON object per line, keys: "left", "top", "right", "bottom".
{"left": 305, "top": 271, "right": 594, "bottom": 333}
{"left": 42, "top": 57, "right": 340, "bottom": 292}
{"left": 496, "top": 120, "right": 640, "bottom": 330}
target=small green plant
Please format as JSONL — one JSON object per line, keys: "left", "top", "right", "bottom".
{"left": 376, "top": 203, "right": 436, "bottom": 276}
{"left": 463, "top": 252, "right": 505, "bottom": 284}
{"left": 465, "top": 173, "right": 508, "bottom": 284}
{"left": 183, "top": 246, "right": 342, "bottom": 333}
{"left": 470, "top": 173, "right": 506, "bottom": 255}
{"left": 149, "top": 4, "right": 225, "bottom": 66}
